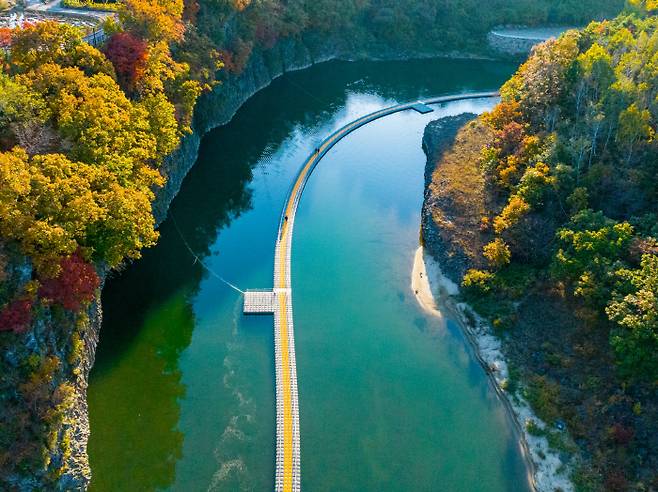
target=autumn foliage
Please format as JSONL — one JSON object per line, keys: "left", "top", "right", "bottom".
{"left": 104, "top": 32, "right": 148, "bottom": 93}
{"left": 39, "top": 252, "right": 100, "bottom": 311}
{"left": 0, "top": 298, "right": 33, "bottom": 333}
{"left": 0, "top": 27, "right": 11, "bottom": 49}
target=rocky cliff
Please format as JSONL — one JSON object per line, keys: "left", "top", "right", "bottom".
{"left": 487, "top": 27, "right": 574, "bottom": 58}
{"left": 421, "top": 114, "right": 488, "bottom": 283}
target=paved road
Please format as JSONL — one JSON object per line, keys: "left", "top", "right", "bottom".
{"left": 490, "top": 26, "right": 575, "bottom": 41}
{"left": 25, "top": 0, "right": 114, "bottom": 18}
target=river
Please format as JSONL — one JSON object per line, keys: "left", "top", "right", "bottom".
{"left": 87, "top": 57, "right": 530, "bottom": 491}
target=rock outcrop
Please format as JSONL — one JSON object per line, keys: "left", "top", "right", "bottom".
{"left": 421, "top": 113, "right": 487, "bottom": 282}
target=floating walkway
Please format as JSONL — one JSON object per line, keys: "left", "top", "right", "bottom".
{"left": 243, "top": 290, "right": 276, "bottom": 313}
{"left": 243, "top": 91, "right": 499, "bottom": 492}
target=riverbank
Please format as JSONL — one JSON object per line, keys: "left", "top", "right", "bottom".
{"left": 420, "top": 21, "right": 658, "bottom": 475}
{"left": 418, "top": 114, "right": 577, "bottom": 491}
{"left": 412, "top": 246, "right": 573, "bottom": 492}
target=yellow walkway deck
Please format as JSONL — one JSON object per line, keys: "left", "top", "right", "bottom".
{"left": 244, "top": 91, "right": 499, "bottom": 492}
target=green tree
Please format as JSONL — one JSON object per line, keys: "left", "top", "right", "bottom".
{"left": 553, "top": 210, "right": 634, "bottom": 308}
{"left": 606, "top": 254, "right": 658, "bottom": 379}
{"left": 576, "top": 43, "right": 614, "bottom": 109}
{"left": 617, "top": 103, "right": 653, "bottom": 164}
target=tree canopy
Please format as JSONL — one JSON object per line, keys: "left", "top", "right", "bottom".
{"left": 464, "top": 14, "right": 658, "bottom": 381}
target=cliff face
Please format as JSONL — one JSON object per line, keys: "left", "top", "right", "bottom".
{"left": 153, "top": 34, "right": 475, "bottom": 223}
{"left": 487, "top": 32, "right": 541, "bottom": 57}
{"left": 49, "top": 36, "right": 478, "bottom": 491}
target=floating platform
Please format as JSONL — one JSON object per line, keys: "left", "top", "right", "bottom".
{"left": 243, "top": 290, "right": 276, "bottom": 314}
{"left": 411, "top": 102, "right": 434, "bottom": 114}
{"left": 240, "top": 91, "right": 499, "bottom": 492}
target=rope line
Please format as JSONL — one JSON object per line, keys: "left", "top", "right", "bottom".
{"left": 283, "top": 74, "right": 327, "bottom": 106}
{"left": 169, "top": 213, "right": 245, "bottom": 295}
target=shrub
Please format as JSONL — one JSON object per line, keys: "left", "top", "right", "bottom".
{"left": 495, "top": 264, "right": 537, "bottom": 299}
{"left": 0, "top": 297, "right": 33, "bottom": 333}
{"left": 524, "top": 375, "right": 562, "bottom": 423}
{"left": 526, "top": 420, "right": 543, "bottom": 436}
{"left": 483, "top": 238, "right": 511, "bottom": 269}
{"left": 494, "top": 195, "right": 531, "bottom": 233}
{"left": 462, "top": 269, "right": 496, "bottom": 294}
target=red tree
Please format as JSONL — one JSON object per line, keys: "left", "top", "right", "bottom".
{"left": 610, "top": 423, "right": 635, "bottom": 446}
{"left": 39, "top": 252, "right": 100, "bottom": 311}
{"left": 104, "top": 32, "right": 148, "bottom": 93}
{"left": 495, "top": 121, "right": 525, "bottom": 156}
{"left": 255, "top": 22, "right": 278, "bottom": 49}
{"left": 0, "top": 298, "right": 33, "bottom": 333}
{"left": 0, "top": 27, "right": 12, "bottom": 50}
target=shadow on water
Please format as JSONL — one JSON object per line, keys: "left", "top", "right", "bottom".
{"left": 87, "top": 141, "right": 255, "bottom": 490}
{"left": 88, "top": 57, "right": 521, "bottom": 491}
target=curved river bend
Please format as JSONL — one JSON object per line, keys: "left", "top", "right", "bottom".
{"left": 88, "top": 58, "right": 530, "bottom": 491}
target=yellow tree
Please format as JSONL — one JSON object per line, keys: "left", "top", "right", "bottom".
{"left": 483, "top": 238, "right": 512, "bottom": 269}
{"left": 136, "top": 41, "right": 202, "bottom": 133}
{"left": 627, "top": 0, "right": 658, "bottom": 14}
{"left": 0, "top": 148, "right": 160, "bottom": 274}
{"left": 9, "top": 22, "right": 114, "bottom": 77}
{"left": 22, "top": 64, "right": 163, "bottom": 182}
{"left": 120, "top": 0, "right": 184, "bottom": 44}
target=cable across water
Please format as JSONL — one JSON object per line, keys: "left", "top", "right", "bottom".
{"left": 170, "top": 213, "right": 245, "bottom": 294}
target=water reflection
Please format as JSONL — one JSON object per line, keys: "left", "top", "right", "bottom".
{"left": 88, "top": 57, "right": 522, "bottom": 491}
{"left": 88, "top": 127, "right": 255, "bottom": 490}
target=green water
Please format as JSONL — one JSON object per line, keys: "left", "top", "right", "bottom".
{"left": 88, "top": 58, "right": 530, "bottom": 491}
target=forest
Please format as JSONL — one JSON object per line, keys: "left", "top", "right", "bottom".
{"left": 466, "top": 9, "right": 658, "bottom": 383}
{"left": 425, "top": 2, "right": 657, "bottom": 487}
{"left": 0, "top": 0, "right": 640, "bottom": 487}
{"left": 0, "top": 2, "right": 627, "bottom": 330}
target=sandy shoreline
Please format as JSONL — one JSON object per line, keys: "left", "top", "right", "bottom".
{"left": 411, "top": 246, "right": 574, "bottom": 492}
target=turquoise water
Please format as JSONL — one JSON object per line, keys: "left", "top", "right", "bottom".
{"left": 88, "top": 58, "right": 530, "bottom": 491}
